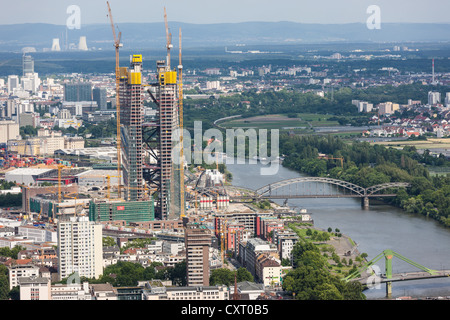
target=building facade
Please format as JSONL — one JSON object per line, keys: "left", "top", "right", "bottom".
{"left": 8, "top": 264, "right": 40, "bottom": 290}
{"left": 185, "top": 223, "right": 211, "bottom": 287}
{"left": 64, "top": 82, "right": 92, "bottom": 102}
{"left": 57, "top": 216, "right": 103, "bottom": 281}
{"left": 93, "top": 87, "right": 107, "bottom": 110}
{"left": 19, "top": 276, "right": 51, "bottom": 300}
{"left": 119, "top": 55, "right": 145, "bottom": 201}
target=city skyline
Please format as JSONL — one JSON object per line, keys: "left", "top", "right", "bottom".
{"left": 1, "top": 0, "right": 450, "bottom": 26}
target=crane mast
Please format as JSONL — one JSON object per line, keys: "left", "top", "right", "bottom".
{"left": 164, "top": 7, "right": 173, "bottom": 70}
{"left": 178, "top": 28, "right": 185, "bottom": 217}
{"left": 107, "top": 1, "right": 123, "bottom": 198}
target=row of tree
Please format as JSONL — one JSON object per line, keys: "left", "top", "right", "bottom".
{"left": 279, "top": 134, "right": 450, "bottom": 226}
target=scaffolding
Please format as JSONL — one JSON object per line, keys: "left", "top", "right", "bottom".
{"left": 157, "top": 65, "right": 181, "bottom": 220}
{"left": 119, "top": 55, "right": 145, "bottom": 201}
{"left": 89, "top": 199, "right": 154, "bottom": 223}
{"left": 139, "top": 10, "right": 183, "bottom": 220}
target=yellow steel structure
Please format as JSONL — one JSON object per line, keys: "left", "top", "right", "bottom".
{"left": 131, "top": 54, "right": 142, "bottom": 63}
{"left": 107, "top": 1, "right": 123, "bottom": 199}
{"left": 128, "top": 71, "right": 142, "bottom": 85}
{"left": 318, "top": 155, "right": 344, "bottom": 168}
{"left": 219, "top": 218, "right": 228, "bottom": 264}
{"left": 57, "top": 164, "right": 64, "bottom": 203}
{"left": 159, "top": 71, "right": 177, "bottom": 85}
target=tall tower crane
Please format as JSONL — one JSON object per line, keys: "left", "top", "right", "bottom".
{"left": 107, "top": 1, "right": 123, "bottom": 198}
{"left": 178, "top": 28, "right": 185, "bottom": 218}
{"left": 57, "top": 164, "right": 64, "bottom": 203}
{"left": 164, "top": 7, "right": 173, "bottom": 70}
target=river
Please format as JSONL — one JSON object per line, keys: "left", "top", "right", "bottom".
{"left": 225, "top": 158, "right": 450, "bottom": 299}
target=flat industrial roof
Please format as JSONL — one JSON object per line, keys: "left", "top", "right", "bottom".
{"left": 5, "top": 168, "right": 55, "bottom": 175}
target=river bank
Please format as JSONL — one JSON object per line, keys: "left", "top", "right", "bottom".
{"left": 226, "top": 158, "right": 450, "bottom": 299}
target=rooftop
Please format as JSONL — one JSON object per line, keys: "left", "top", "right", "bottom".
{"left": 5, "top": 168, "right": 54, "bottom": 175}
{"left": 18, "top": 276, "right": 50, "bottom": 285}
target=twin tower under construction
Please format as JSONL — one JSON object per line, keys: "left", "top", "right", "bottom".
{"left": 119, "top": 52, "right": 182, "bottom": 221}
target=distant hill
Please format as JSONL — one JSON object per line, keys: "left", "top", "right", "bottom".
{"left": 1, "top": 22, "right": 450, "bottom": 51}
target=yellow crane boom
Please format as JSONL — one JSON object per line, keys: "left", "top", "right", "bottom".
{"left": 107, "top": 1, "right": 123, "bottom": 198}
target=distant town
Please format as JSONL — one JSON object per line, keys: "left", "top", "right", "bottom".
{"left": 0, "top": 11, "right": 450, "bottom": 303}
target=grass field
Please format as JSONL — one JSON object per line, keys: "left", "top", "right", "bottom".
{"left": 220, "top": 113, "right": 340, "bottom": 130}
{"left": 370, "top": 138, "right": 450, "bottom": 150}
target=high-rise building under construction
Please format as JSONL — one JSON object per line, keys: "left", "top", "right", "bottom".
{"left": 156, "top": 60, "right": 181, "bottom": 220}
{"left": 120, "top": 54, "right": 145, "bottom": 201}
{"left": 143, "top": 60, "right": 181, "bottom": 220}
{"left": 118, "top": 53, "right": 182, "bottom": 220}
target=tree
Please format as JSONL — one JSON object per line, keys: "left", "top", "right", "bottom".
{"left": 281, "top": 258, "right": 292, "bottom": 266}
{"left": 0, "top": 264, "right": 9, "bottom": 300}
{"left": 8, "top": 286, "right": 20, "bottom": 300}
{"left": 0, "top": 275, "right": 9, "bottom": 300}
{"left": 167, "top": 261, "right": 187, "bottom": 286}
{"left": 315, "top": 283, "right": 343, "bottom": 300}
{"left": 209, "top": 268, "right": 235, "bottom": 286}
{"left": 102, "top": 237, "right": 116, "bottom": 247}
{"left": 236, "top": 267, "right": 253, "bottom": 283}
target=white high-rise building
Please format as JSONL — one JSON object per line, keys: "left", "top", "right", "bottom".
{"left": 7, "top": 75, "right": 19, "bottom": 94}
{"left": 21, "top": 72, "right": 40, "bottom": 94}
{"left": 428, "top": 91, "right": 441, "bottom": 105}
{"left": 0, "top": 120, "right": 20, "bottom": 143}
{"left": 445, "top": 92, "right": 450, "bottom": 108}
{"left": 57, "top": 216, "right": 103, "bottom": 281}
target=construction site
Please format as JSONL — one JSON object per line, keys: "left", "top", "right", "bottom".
{"left": 0, "top": 3, "right": 237, "bottom": 229}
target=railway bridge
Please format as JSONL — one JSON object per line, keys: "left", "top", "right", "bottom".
{"left": 228, "top": 177, "right": 411, "bottom": 209}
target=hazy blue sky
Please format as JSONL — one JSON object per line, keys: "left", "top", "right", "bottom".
{"left": 2, "top": 0, "right": 450, "bottom": 25}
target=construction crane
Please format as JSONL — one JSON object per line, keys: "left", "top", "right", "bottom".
{"left": 107, "top": 1, "right": 123, "bottom": 199}
{"left": 164, "top": 7, "right": 173, "bottom": 70}
{"left": 78, "top": 174, "right": 120, "bottom": 200}
{"left": 106, "top": 175, "right": 120, "bottom": 200}
{"left": 219, "top": 218, "right": 228, "bottom": 264}
{"left": 318, "top": 155, "right": 344, "bottom": 168}
{"left": 57, "top": 164, "right": 65, "bottom": 203}
{"left": 62, "top": 192, "right": 82, "bottom": 217}
{"left": 178, "top": 28, "right": 185, "bottom": 218}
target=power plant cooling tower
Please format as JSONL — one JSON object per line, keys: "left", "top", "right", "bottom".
{"left": 51, "top": 38, "right": 61, "bottom": 51}
{"left": 78, "top": 36, "right": 88, "bottom": 51}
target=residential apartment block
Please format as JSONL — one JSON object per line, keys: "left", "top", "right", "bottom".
{"left": 57, "top": 216, "right": 103, "bottom": 281}
{"left": 185, "top": 223, "right": 212, "bottom": 287}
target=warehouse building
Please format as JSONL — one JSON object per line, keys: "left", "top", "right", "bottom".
{"left": 5, "top": 168, "right": 57, "bottom": 185}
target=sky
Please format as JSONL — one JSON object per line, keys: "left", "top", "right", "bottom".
{"left": 2, "top": 0, "right": 450, "bottom": 25}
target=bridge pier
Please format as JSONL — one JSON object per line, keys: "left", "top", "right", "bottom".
{"left": 361, "top": 197, "right": 369, "bottom": 210}
{"left": 386, "top": 281, "right": 392, "bottom": 299}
